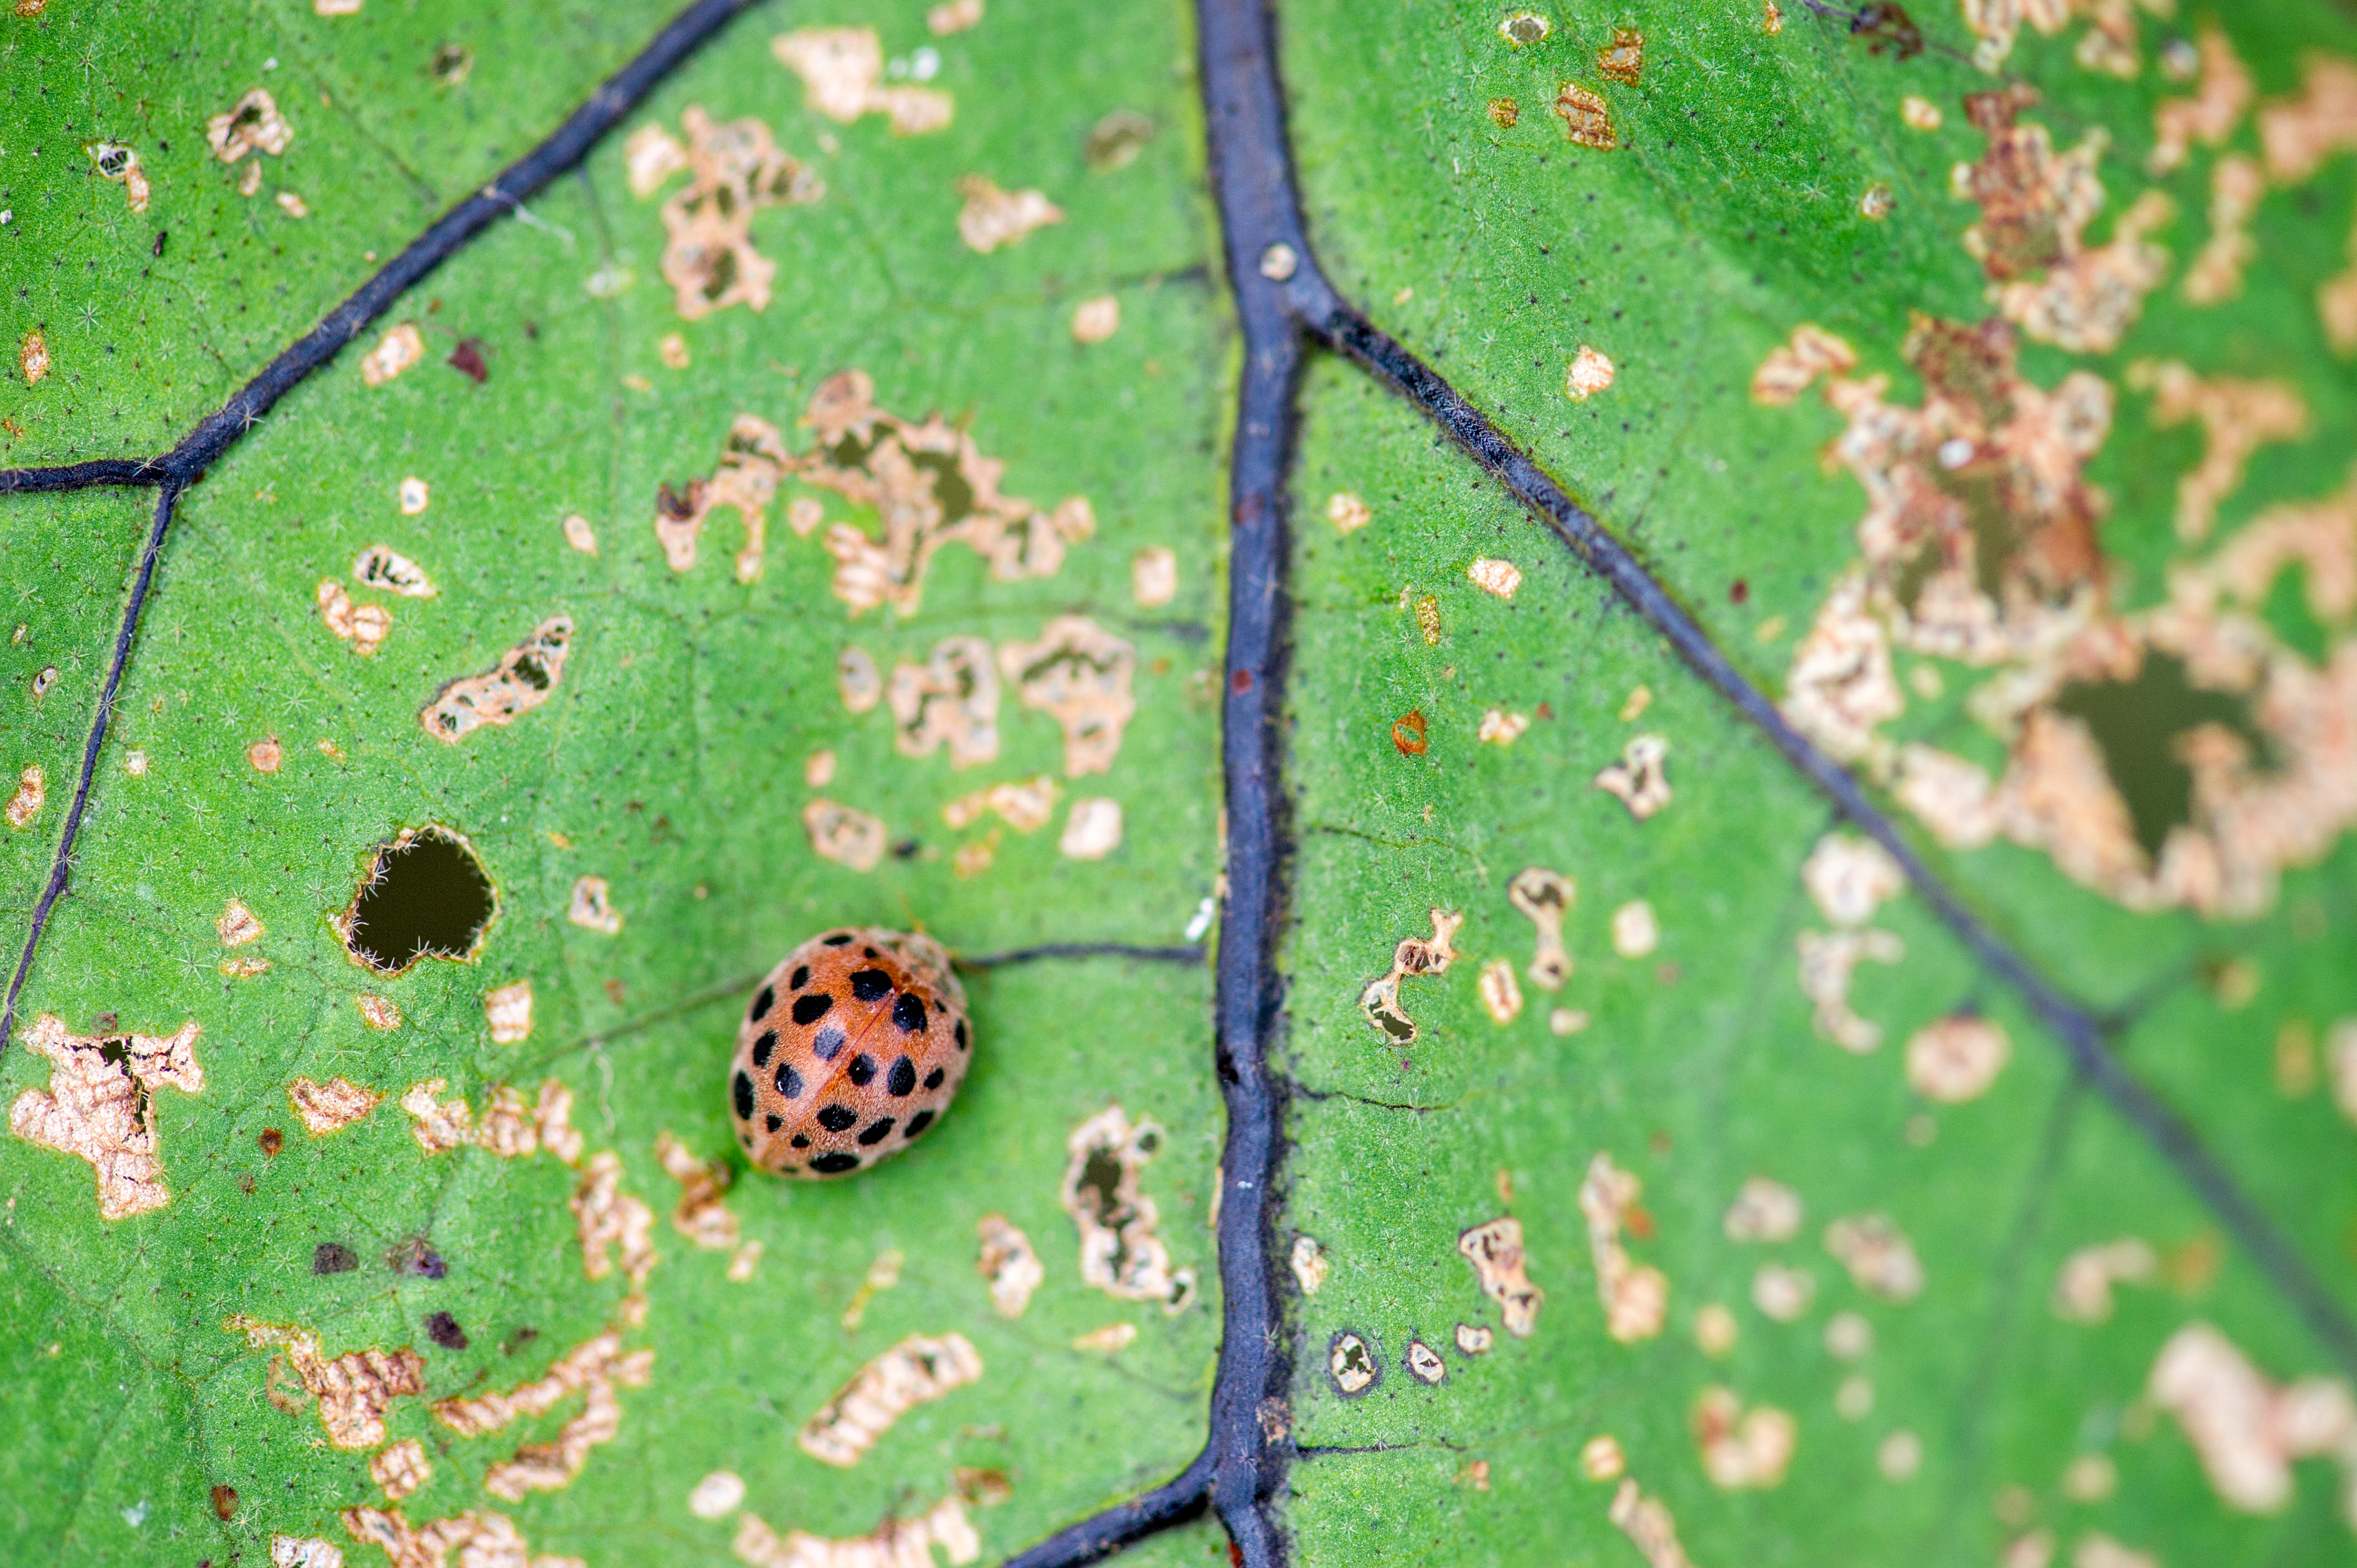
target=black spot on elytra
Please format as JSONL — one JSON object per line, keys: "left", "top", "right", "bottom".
{"left": 863, "top": 945, "right": 880, "bottom": 958}
{"left": 892, "top": 992, "right": 927, "bottom": 1033}
{"left": 313, "top": 1242, "right": 358, "bottom": 1275}
{"left": 954, "top": 1019, "right": 969, "bottom": 1050}
{"left": 740, "top": 1130, "right": 753, "bottom": 1147}
{"left": 887, "top": 1057, "right": 916, "bottom": 1096}
{"left": 790, "top": 965, "right": 811, "bottom": 990}
{"left": 850, "top": 968, "right": 892, "bottom": 1002}
{"left": 847, "top": 1054, "right": 876, "bottom": 1086}
{"left": 923, "top": 1067, "right": 945, "bottom": 1090}
{"left": 425, "top": 1311, "right": 469, "bottom": 1350}
{"left": 811, "top": 1151, "right": 861, "bottom": 1173}
{"left": 812, "top": 1025, "right": 847, "bottom": 1061}
{"left": 822, "top": 932, "right": 854, "bottom": 946}
{"left": 775, "top": 1063, "right": 804, "bottom": 1098}
{"left": 857, "top": 1117, "right": 896, "bottom": 1145}
{"left": 791, "top": 993, "right": 834, "bottom": 1025}
{"left": 817, "top": 1104, "right": 858, "bottom": 1133}
{"left": 790, "top": 1133, "right": 811, "bottom": 1149}
{"left": 903, "top": 1110, "right": 935, "bottom": 1139}
{"left": 750, "top": 986, "right": 776, "bottom": 1022}
{"left": 933, "top": 997, "right": 947, "bottom": 1012}
{"left": 732, "top": 1071, "right": 755, "bottom": 1120}
{"left": 765, "top": 1113, "right": 783, "bottom": 1133}
{"left": 752, "top": 1031, "right": 778, "bottom": 1068}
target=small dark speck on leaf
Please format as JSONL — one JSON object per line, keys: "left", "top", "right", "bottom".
{"left": 892, "top": 838, "right": 922, "bottom": 860}
{"left": 1730, "top": 579, "right": 1749, "bottom": 605}
{"left": 152, "top": 230, "right": 167, "bottom": 258}
{"left": 523, "top": 319, "right": 539, "bottom": 339}
{"left": 502, "top": 1326, "right": 540, "bottom": 1355}
{"left": 449, "top": 338, "right": 488, "bottom": 383}
{"left": 209, "top": 1484, "right": 237, "bottom": 1521}
{"left": 425, "top": 1311, "right": 469, "bottom": 1350}
{"left": 257, "top": 1127, "right": 283, "bottom": 1156}
{"left": 389, "top": 1237, "right": 447, "bottom": 1278}
{"left": 313, "top": 1242, "right": 358, "bottom": 1275}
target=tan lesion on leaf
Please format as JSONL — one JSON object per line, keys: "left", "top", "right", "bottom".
{"left": 1506, "top": 866, "right": 1574, "bottom": 989}
{"left": 207, "top": 88, "right": 293, "bottom": 163}
{"left": 1595, "top": 28, "right": 1642, "bottom": 84}
{"left": 2129, "top": 359, "right": 2308, "bottom": 545}
{"left": 772, "top": 28, "right": 953, "bottom": 135}
{"left": 977, "top": 1213, "right": 1044, "bottom": 1317}
{"left": 10, "top": 1014, "right": 202, "bottom": 1219}
{"left": 792, "top": 371, "right": 1095, "bottom": 615}
{"left": 2050, "top": 1235, "right": 2157, "bottom": 1322}
{"left": 227, "top": 1316, "right": 424, "bottom": 1449}
{"left": 4, "top": 764, "right": 44, "bottom": 829}
{"left": 803, "top": 799, "right": 888, "bottom": 870}
{"left": 317, "top": 580, "right": 392, "bottom": 657}
{"left": 999, "top": 617, "right": 1135, "bottom": 777}
{"left": 485, "top": 980, "right": 533, "bottom": 1044}
{"left": 737, "top": 1493, "right": 986, "bottom": 1568}
{"left": 1062, "top": 1105, "right": 1195, "bottom": 1310}
{"left": 655, "top": 1130, "right": 741, "bottom": 1252}
{"left": 2147, "top": 1323, "right": 2357, "bottom": 1520}
{"left": 1692, "top": 1385, "right": 1797, "bottom": 1488}
{"left": 1723, "top": 1175, "right": 1803, "bottom": 1243}
{"left": 1579, "top": 1153, "right": 1666, "bottom": 1341}
{"left": 943, "top": 775, "right": 1059, "bottom": 833}
{"left": 420, "top": 617, "right": 573, "bottom": 743}
{"left": 1594, "top": 733, "right": 1671, "bottom": 818}
{"left": 341, "top": 1506, "right": 584, "bottom": 1568}
{"left": 86, "top": 140, "right": 151, "bottom": 213}
{"left": 1957, "top": 0, "right": 2160, "bottom": 78}
{"left": 655, "top": 415, "right": 795, "bottom": 580}
{"left": 1607, "top": 1478, "right": 1692, "bottom": 1568}
{"left": 289, "top": 1076, "right": 381, "bottom": 1135}
{"left": 892, "top": 636, "right": 1002, "bottom": 768}
{"left": 1459, "top": 1215, "right": 1545, "bottom": 1337}
{"left": 571, "top": 1150, "right": 657, "bottom": 1287}
{"left": 368, "top": 1440, "right": 431, "bottom": 1502}
{"left": 2149, "top": 22, "right": 2252, "bottom": 174}
{"left": 797, "top": 1333, "right": 985, "bottom": 1467}
{"left": 2257, "top": 55, "right": 2357, "bottom": 184}
{"left": 401, "top": 1077, "right": 580, "bottom": 1163}
{"left": 1824, "top": 1213, "right": 1925, "bottom": 1301}
{"left": 955, "top": 176, "right": 1064, "bottom": 252}
{"left": 1358, "top": 907, "right": 1463, "bottom": 1045}
{"left": 433, "top": 1328, "right": 653, "bottom": 1501}
{"left": 626, "top": 110, "right": 823, "bottom": 321}
{"left": 1952, "top": 87, "right": 2174, "bottom": 353}
{"left": 2182, "top": 154, "right": 2263, "bottom": 306}
{"left": 1553, "top": 82, "right": 1616, "bottom": 150}
{"left": 352, "top": 545, "right": 436, "bottom": 599}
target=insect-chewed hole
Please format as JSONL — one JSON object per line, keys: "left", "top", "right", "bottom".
{"left": 343, "top": 827, "right": 497, "bottom": 974}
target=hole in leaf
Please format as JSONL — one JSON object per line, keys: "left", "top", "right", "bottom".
{"left": 2053, "top": 654, "right": 2270, "bottom": 860}
{"left": 343, "top": 828, "right": 496, "bottom": 975}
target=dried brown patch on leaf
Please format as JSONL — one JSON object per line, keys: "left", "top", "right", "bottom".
{"left": 797, "top": 1333, "right": 984, "bottom": 1467}
{"left": 795, "top": 372, "right": 1093, "bottom": 613}
{"left": 656, "top": 415, "right": 795, "bottom": 579}
{"left": 1692, "top": 1386, "right": 1797, "bottom": 1488}
{"left": 1000, "top": 617, "right": 1135, "bottom": 776}
{"left": 2148, "top": 1322, "right": 2357, "bottom": 1517}
{"left": 803, "top": 799, "right": 887, "bottom": 871}
{"left": 208, "top": 88, "right": 293, "bottom": 163}
{"left": 892, "top": 637, "right": 1002, "bottom": 768}
{"left": 1723, "top": 1175, "right": 1803, "bottom": 1243}
{"left": 1596, "top": 28, "right": 1643, "bottom": 84}
{"left": 356, "top": 994, "right": 403, "bottom": 1031}
{"left": 1507, "top": 866, "right": 1575, "bottom": 989}
{"left": 2183, "top": 154, "right": 2262, "bottom": 306}
{"left": 1824, "top": 1213, "right": 1926, "bottom": 1301}
{"left": 289, "top": 1076, "right": 380, "bottom": 1136}
{"left": 2132, "top": 359, "right": 2309, "bottom": 544}
{"left": 485, "top": 981, "right": 533, "bottom": 1045}
{"left": 1063, "top": 1105, "right": 1194, "bottom": 1309}
{"left": 1565, "top": 344, "right": 1616, "bottom": 401}
{"left": 737, "top": 1494, "right": 984, "bottom": 1568}
{"left": 317, "top": 580, "right": 392, "bottom": 657}
{"left": 773, "top": 28, "right": 953, "bottom": 134}
{"left": 1460, "top": 1216, "right": 1545, "bottom": 1337}
{"left": 977, "top": 1214, "right": 1044, "bottom": 1316}
{"left": 2258, "top": 55, "right": 2357, "bottom": 184}
{"left": 571, "top": 1151, "right": 657, "bottom": 1287}
{"left": 227, "top": 1317, "right": 424, "bottom": 1449}
{"left": 655, "top": 1131, "right": 740, "bottom": 1251}
{"left": 1290, "top": 1234, "right": 1330, "bottom": 1295}
{"left": 369, "top": 1441, "right": 431, "bottom": 1502}
{"left": 2050, "top": 1235, "right": 2157, "bottom": 1322}
{"left": 216, "top": 899, "right": 264, "bottom": 948}
{"left": 1554, "top": 82, "right": 1616, "bottom": 151}
{"left": 420, "top": 617, "right": 572, "bottom": 742}
{"left": 359, "top": 323, "right": 425, "bottom": 388}
{"left": 1358, "top": 907, "right": 1464, "bottom": 1044}
{"left": 1594, "top": 734, "right": 1671, "bottom": 819}
{"left": 955, "top": 176, "right": 1063, "bottom": 252}
{"left": 19, "top": 330, "right": 50, "bottom": 387}
{"left": 1954, "top": 88, "right": 2173, "bottom": 352}
{"left": 1476, "top": 959, "right": 1524, "bottom": 1023}
{"left": 10, "top": 1014, "right": 202, "bottom": 1219}
{"left": 341, "top": 1506, "right": 584, "bottom": 1568}
{"left": 2199, "top": 467, "right": 2357, "bottom": 623}
{"left": 626, "top": 109, "right": 822, "bottom": 320}
{"left": 1579, "top": 1154, "right": 1667, "bottom": 1342}
{"left": 1607, "top": 1478, "right": 1693, "bottom": 1568}
{"left": 2149, "top": 23, "right": 2252, "bottom": 174}
{"left": 434, "top": 1328, "right": 651, "bottom": 1441}
{"left": 2, "top": 765, "right": 42, "bottom": 829}
{"left": 88, "top": 141, "right": 151, "bottom": 213}
{"left": 1906, "top": 1014, "right": 2011, "bottom": 1101}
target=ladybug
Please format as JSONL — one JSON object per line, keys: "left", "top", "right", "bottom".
{"left": 729, "top": 927, "right": 970, "bottom": 1178}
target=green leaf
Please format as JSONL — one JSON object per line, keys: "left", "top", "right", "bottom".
{"left": 8, "top": 0, "right": 2357, "bottom": 1565}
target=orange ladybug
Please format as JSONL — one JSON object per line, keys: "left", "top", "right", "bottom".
{"left": 730, "top": 928, "right": 970, "bottom": 1178}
